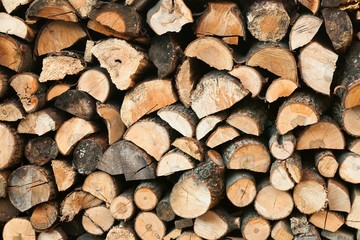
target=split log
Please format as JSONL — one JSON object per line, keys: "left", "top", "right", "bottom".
{"left": 322, "top": 8, "right": 353, "bottom": 53}
{"left": 170, "top": 150, "right": 225, "bottom": 218}
{"left": 73, "top": 135, "right": 108, "bottom": 175}
{"left": 270, "top": 154, "right": 302, "bottom": 191}
{"left": 38, "top": 227, "right": 68, "bottom": 240}
{"left": 206, "top": 124, "right": 240, "bottom": 148}
{"left": 157, "top": 149, "right": 196, "bottom": 176}
{"left": 222, "top": 137, "right": 271, "bottom": 172}
{"left": 0, "top": 12, "right": 34, "bottom": 41}
{"left": 82, "top": 171, "right": 120, "bottom": 204}
{"left": 51, "top": 160, "right": 77, "bottom": 192}
{"left": 184, "top": 37, "right": 233, "bottom": 70}
{"left": 2, "top": 218, "right": 36, "bottom": 240}
{"left": 30, "top": 201, "right": 58, "bottom": 231}
{"left": 191, "top": 71, "right": 248, "bottom": 118}
{"left": 91, "top": 38, "right": 150, "bottom": 91}
{"left": 77, "top": 68, "right": 111, "bottom": 103}
{"left": 0, "top": 123, "right": 23, "bottom": 170}
{"left": 172, "top": 137, "right": 205, "bottom": 161}
{"left": 146, "top": 0, "right": 193, "bottom": 35}
{"left": 195, "top": 2, "right": 245, "bottom": 40}
{"left": 229, "top": 66, "right": 265, "bottom": 98}
{"left": 226, "top": 171, "right": 257, "bottom": 207}
{"left": 349, "top": 138, "right": 360, "bottom": 155}
{"left": 35, "top": 20, "right": 87, "bottom": 56}
{"left": 134, "top": 211, "right": 166, "bottom": 240}
{"left": 158, "top": 103, "right": 198, "bottom": 137}
{"left": 96, "top": 103, "right": 125, "bottom": 145}
{"left": 124, "top": 117, "right": 173, "bottom": 161}
{"left": 265, "top": 78, "right": 299, "bottom": 103}
{"left": 346, "top": 185, "right": 360, "bottom": 229}
{"left": 175, "top": 218, "right": 193, "bottom": 229}
{"left": 0, "top": 198, "right": 20, "bottom": 222}
{"left": 254, "top": 180, "right": 294, "bottom": 220}
{"left": 120, "top": 78, "right": 177, "bottom": 127}
{"left": 298, "top": 42, "right": 338, "bottom": 95}
{"left": 164, "top": 228, "right": 182, "bottom": 240}
{"left": 246, "top": 43, "right": 297, "bottom": 82}
{"left": 106, "top": 223, "right": 137, "bottom": 240}
{"left": 293, "top": 168, "right": 327, "bottom": 214}
{"left": 26, "top": 0, "right": 78, "bottom": 22}
{"left": 2, "top": 0, "right": 34, "bottom": 13}
{"left": 314, "top": 151, "right": 338, "bottom": 178}
{"left": 68, "top": 0, "right": 98, "bottom": 18}
{"left": 18, "top": 108, "right": 65, "bottom": 136}
{"left": 39, "top": 52, "right": 86, "bottom": 82}
{"left": 156, "top": 193, "right": 176, "bottom": 222}
{"left": 241, "top": 212, "right": 271, "bottom": 240}
{"left": 0, "top": 34, "right": 33, "bottom": 72}
{"left": 109, "top": 188, "right": 136, "bottom": 221}
{"left": 60, "top": 190, "right": 103, "bottom": 222}
{"left": 196, "top": 112, "right": 228, "bottom": 140}
{"left": 0, "top": 171, "right": 10, "bottom": 197}
{"left": 268, "top": 126, "right": 296, "bottom": 160}
{"left": 25, "top": 136, "right": 58, "bottom": 166}
{"left": 338, "top": 152, "right": 360, "bottom": 184}
{"left": 276, "top": 91, "right": 327, "bottom": 134}
{"left": 227, "top": 99, "right": 267, "bottom": 136}
{"left": 0, "top": 99, "right": 26, "bottom": 121}
{"left": 8, "top": 165, "right": 56, "bottom": 212}
{"left": 97, "top": 141, "right": 122, "bottom": 175}
{"left": 309, "top": 210, "right": 344, "bottom": 232}
{"left": 321, "top": 229, "right": 354, "bottom": 240}
{"left": 84, "top": 40, "right": 94, "bottom": 62}
{"left": 246, "top": 0, "right": 290, "bottom": 42}
{"left": 333, "top": 102, "right": 360, "bottom": 137}
{"left": 298, "top": 0, "right": 320, "bottom": 13}
{"left": 194, "top": 209, "right": 240, "bottom": 239}
{"left": 327, "top": 179, "right": 351, "bottom": 213}
{"left": 82, "top": 206, "right": 114, "bottom": 235}
{"left": 134, "top": 181, "right": 164, "bottom": 211}
{"left": 55, "top": 117, "right": 98, "bottom": 155}
{"left": 46, "top": 82, "right": 71, "bottom": 101}
{"left": 271, "top": 220, "right": 294, "bottom": 240}
{"left": 289, "top": 15, "right": 323, "bottom": 50}
{"left": 177, "top": 231, "right": 203, "bottom": 240}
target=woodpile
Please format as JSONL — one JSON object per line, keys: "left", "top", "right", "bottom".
{"left": 0, "top": 0, "right": 359, "bottom": 239}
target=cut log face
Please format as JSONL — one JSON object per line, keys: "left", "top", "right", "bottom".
{"left": 51, "top": 160, "right": 77, "bottom": 192}
{"left": 91, "top": 38, "right": 150, "bottom": 91}
{"left": 271, "top": 220, "right": 293, "bottom": 240}
{"left": 121, "top": 79, "right": 177, "bottom": 127}
{"left": 346, "top": 186, "right": 360, "bottom": 229}
{"left": 195, "top": 2, "right": 245, "bottom": 38}
{"left": 35, "top": 20, "right": 87, "bottom": 56}
{"left": 327, "top": 179, "right": 351, "bottom": 213}
{"left": 246, "top": 44, "right": 297, "bottom": 81}
{"left": 241, "top": 212, "right": 271, "bottom": 240}
{"left": 298, "top": 0, "right": 320, "bottom": 13}
{"left": 0, "top": 13, "right": 34, "bottom": 41}
{"left": 222, "top": 137, "right": 271, "bottom": 173}
{"left": 349, "top": 138, "right": 360, "bottom": 155}
{"left": 229, "top": 66, "right": 265, "bottom": 98}
{"left": 134, "top": 181, "right": 164, "bottom": 211}
{"left": 314, "top": 150, "right": 338, "bottom": 178}
{"left": 46, "top": 83, "right": 71, "bottom": 101}
{"left": 270, "top": 154, "right": 302, "bottom": 191}
{"left": 25, "top": 136, "right": 58, "bottom": 166}
{"left": 268, "top": 127, "right": 296, "bottom": 160}
{"left": 266, "top": 78, "right": 298, "bottom": 103}
{"left": 309, "top": 210, "right": 344, "bottom": 232}
{"left": 106, "top": 224, "right": 137, "bottom": 240}
{"left": 338, "top": 152, "right": 360, "bottom": 184}
{"left": 333, "top": 103, "right": 360, "bottom": 137}
{"left": 26, "top": 0, "right": 78, "bottom": 22}
{"left": 191, "top": 71, "right": 248, "bottom": 118}
{"left": 172, "top": 137, "right": 205, "bottom": 161}
{"left": 196, "top": 112, "right": 227, "bottom": 140}
{"left": 146, "top": 0, "right": 193, "bottom": 35}
{"left": 8, "top": 165, "right": 56, "bottom": 212}
{"left": 289, "top": 15, "right": 323, "bottom": 50}
{"left": 157, "top": 149, "right": 196, "bottom": 176}
{"left": 206, "top": 124, "right": 240, "bottom": 148}
{"left": 2, "top": 0, "right": 34, "bottom": 14}
{"left": 134, "top": 212, "right": 166, "bottom": 240}
{"left": 226, "top": 171, "right": 257, "bottom": 207}
{"left": 0, "top": 99, "right": 26, "bottom": 121}
{"left": 82, "top": 206, "right": 114, "bottom": 235}
{"left": 109, "top": 188, "right": 136, "bottom": 221}
{"left": 185, "top": 37, "right": 233, "bottom": 70}
{"left": 0, "top": 123, "right": 23, "bottom": 170}
{"left": 177, "top": 231, "right": 203, "bottom": 240}
{"left": 299, "top": 42, "right": 338, "bottom": 95}
{"left": 0, "top": 34, "right": 33, "bottom": 72}
{"left": 30, "top": 201, "right": 58, "bottom": 231}
{"left": 2, "top": 218, "right": 36, "bottom": 240}
{"left": 38, "top": 227, "right": 67, "bottom": 240}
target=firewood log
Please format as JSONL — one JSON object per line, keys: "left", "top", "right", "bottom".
{"left": 241, "top": 212, "right": 271, "bottom": 240}
{"left": 35, "top": 20, "right": 87, "bottom": 56}
{"left": 26, "top": 0, "right": 78, "bottom": 22}
{"left": 164, "top": 228, "right": 182, "bottom": 240}
{"left": 309, "top": 210, "right": 344, "bottom": 232}
{"left": 271, "top": 220, "right": 294, "bottom": 240}
{"left": 314, "top": 151, "right": 338, "bottom": 178}
{"left": 196, "top": 112, "right": 228, "bottom": 140}
{"left": 30, "top": 201, "right": 58, "bottom": 231}
{"left": 25, "top": 136, "right": 58, "bottom": 166}
{"left": 206, "top": 124, "right": 240, "bottom": 148}
{"left": 172, "top": 137, "right": 205, "bottom": 161}
{"left": 97, "top": 141, "right": 124, "bottom": 176}
{"left": 333, "top": 102, "right": 360, "bottom": 137}
{"left": 1, "top": 0, "right": 34, "bottom": 13}
{"left": 68, "top": 0, "right": 98, "bottom": 18}
{"left": 289, "top": 15, "right": 323, "bottom": 50}
{"left": 177, "top": 231, "right": 203, "bottom": 240}
{"left": 338, "top": 152, "right": 360, "bottom": 184}
{"left": 290, "top": 213, "right": 309, "bottom": 235}
{"left": 109, "top": 188, "right": 136, "bottom": 221}
{"left": 268, "top": 126, "right": 296, "bottom": 160}
{"left": 0, "top": 68, "right": 9, "bottom": 98}
{"left": 229, "top": 66, "right": 265, "bottom": 98}
{"left": 8, "top": 165, "right": 57, "bottom": 212}
{"left": 134, "top": 181, "right": 165, "bottom": 211}
{"left": 346, "top": 186, "right": 360, "bottom": 229}
{"left": 77, "top": 68, "right": 111, "bottom": 103}
{"left": 295, "top": 225, "right": 321, "bottom": 240}
{"left": 96, "top": 102, "right": 125, "bottom": 143}
{"left": 2, "top": 218, "right": 36, "bottom": 240}
{"left": 46, "top": 82, "right": 71, "bottom": 101}
{"left": 226, "top": 171, "right": 257, "bottom": 207}
{"left": 0, "top": 123, "right": 23, "bottom": 170}
{"left": 170, "top": 150, "right": 225, "bottom": 218}
{"left": 0, "top": 198, "right": 20, "bottom": 222}
{"left": 0, "top": 171, "right": 10, "bottom": 197}
{"left": 106, "top": 223, "right": 137, "bottom": 240}
{"left": 156, "top": 192, "right": 176, "bottom": 222}
{"left": 327, "top": 179, "right": 351, "bottom": 213}
{"left": 51, "top": 160, "right": 77, "bottom": 192}
{"left": 134, "top": 211, "right": 166, "bottom": 240}
{"left": 38, "top": 227, "right": 68, "bottom": 240}
{"left": 0, "top": 12, "right": 34, "bottom": 41}
{"left": 298, "top": 0, "right": 320, "bottom": 13}
{"left": 157, "top": 149, "right": 196, "bottom": 176}
{"left": 349, "top": 138, "right": 360, "bottom": 155}
{"left": 146, "top": 0, "right": 193, "bottom": 35}
{"left": 265, "top": 78, "right": 299, "bottom": 103}
{"left": 270, "top": 154, "right": 302, "bottom": 191}
{"left": 0, "top": 99, "right": 26, "bottom": 121}
{"left": 82, "top": 206, "right": 115, "bottom": 235}
{"left": 175, "top": 218, "right": 193, "bottom": 229}
{"left": 321, "top": 228, "right": 355, "bottom": 240}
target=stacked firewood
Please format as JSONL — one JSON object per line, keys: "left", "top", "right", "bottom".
{"left": 0, "top": 0, "right": 359, "bottom": 239}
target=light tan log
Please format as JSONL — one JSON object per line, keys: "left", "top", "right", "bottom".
{"left": 0, "top": 123, "right": 23, "bottom": 170}
{"left": 191, "top": 71, "right": 248, "bottom": 118}
{"left": 0, "top": 99, "right": 26, "bottom": 122}
{"left": 2, "top": 0, "right": 34, "bottom": 13}
{"left": 84, "top": 40, "right": 95, "bottom": 62}
{"left": 120, "top": 78, "right": 177, "bottom": 127}
{"left": 338, "top": 152, "right": 360, "bottom": 184}
{"left": 246, "top": 43, "right": 297, "bottom": 81}
{"left": 226, "top": 171, "right": 257, "bottom": 207}
{"left": 349, "top": 138, "right": 360, "bottom": 155}
{"left": 298, "top": 0, "right": 320, "bottom": 13}
{"left": 38, "top": 227, "right": 68, "bottom": 240}
{"left": 333, "top": 102, "right": 360, "bottom": 137}
{"left": 206, "top": 124, "right": 240, "bottom": 148}
{"left": 82, "top": 206, "right": 114, "bottom": 235}
{"left": 0, "top": 12, "right": 34, "bottom": 41}
{"left": 0, "top": 171, "right": 10, "bottom": 197}
{"left": 83, "top": 171, "right": 120, "bottom": 204}
{"left": 55, "top": 117, "right": 98, "bottom": 155}
{"left": 289, "top": 15, "right": 323, "bottom": 50}
{"left": 110, "top": 188, "right": 136, "bottom": 221}
{"left": 174, "top": 218, "right": 193, "bottom": 229}
{"left": 8, "top": 165, "right": 56, "bottom": 212}
{"left": 293, "top": 168, "right": 327, "bottom": 214}
{"left": 157, "top": 149, "right": 196, "bottom": 176}
{"left": 51, "top": 160, "right": 77, "bottom": 192}
{"left": 30, "top": 201, "right": 58, "bottom": 231}
{"left": 26, "top": 0, "right": 78, "bottom": 22}
{"left": 327, "top": 179, "right": 351, "bottom": 213}
{"left": 68, "top": 0, "right": 98, "bottom": 18}
{"left": 156, "top": 193, "right": 176, "bottom": 222}
{"left": 309, "top": 210, "right": 344, "bottom": 232}
{"left": 276, "top": 91, "right": 327, "bottom": 134}
{"left": 106, "top": 223, "right": 137, "bottom": 240}
{"left": 60, "top": 190, "right": 103, "bottom": 222}
{"left": 196, "top": 112, "right": 227, "bottom": 140}
{"left": 39, "top": 52, "right": 86, "bottom": 82}
{"left": 172, "top": 137, "right": 205, "bottom": 162}
{"left": 134, "top": 211, "right": 166, "bottom": 240}
{"left": 77, "top": 68, "right": 111, "bottom": 103}
{"left": 185, "top": 37, "right": 233, "bottom": 70}
{"left": 2, "top": 218, "right": 36, "bottom": 240}
{"left": 270, "top": 154, "right": 302, "bottom": 191}
{"left": 177, "top": 231, "right": 203, "bottom": 240}
{"left": 268, "top": 126, "right": 296, "bottom": 160}
{"left": 92, "top": 38, "right": 150, "bottom": 91}
{"left": 241, "top": 212, "right": 271, "bottom": 240}
{"left": 134, "top": 181, "right": 164, "bottom": 211}
{"left": 265, "top": 78, "right": 298, "bottom": 103}
{"left": 229, "top": 65, "right": 265, "bottom": 98}
{"left": 164, "top": 228, "right": 182, "bottom": 240}
{"left": 222, "top": 137, "right": 271, "bottom": 172}
{"left": 271, "top": 220, "right": 293, "bottom": 240}
{"left": 124, "top": 117, "right": 173, "bottom": 161}
{"left": 158, "top": 103, "right": 198, "bottom": 137}
{"left": 146, "top": 0, "right": 193, "bottom": 35}
{"left": 46, "top": 82, "right": 71, "bottom": 101}
{"left": 347, "top": 185, "right": 360, "bottom": 229}
{"left": 314, "top": 151, "right": 338, "bottom": 178}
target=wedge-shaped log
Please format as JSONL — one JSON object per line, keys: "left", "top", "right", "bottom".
{"left": 298, "top": 0, "right": 320, "bottom": 13}
{"left": 310, "top": 210, "right": 344, "bottom": 232}
{"left": 0, "top": 12, "right": 34, "bottom": 41}
{"left": 2, "top": 0, "right": 34, "bottom": 13}
{"left": 289, "top": 15, "right": 322, "bottom": 50}
{"left": 157, "top": 149, "right": 196, "bottom": 176}
{"left": 349, "top": 138, "right": 360, "bottom": 155}
{"left": 206, "top": 124, "right": 240, "bottom": 148}
{"left": 172, "top": 137, "right": 205, "bottom": 161}
{"left": 51, "top": 160, "right": 77, "bottom": 192}
{"left": 266, "top": 78, "right": 298, "bottom": 103}
{"left": 196, "top": 112, "right": 227, "bottom": 140}
{"left": 46, "top": 82, "right": 71, "bottom": 101}
{"left": 333, "top": 102, "right": 360, "bottom": 137}
{"left": 26, "top": 0, "right": 78, "bottom": 22}
{"left": 327, "top": 179, "right": 351, "bottom": 213}
{"left": 346, "top": 185, "right": 360, "bottom": 229}
{"left": 271, "top": 220, "right": 293, "bottom": 240}
{"left": 229, "top": 66, "right": 265, "bottom": 98}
